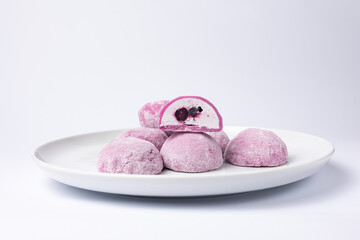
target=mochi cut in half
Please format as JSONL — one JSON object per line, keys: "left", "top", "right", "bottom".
{"left": 158, "top": 96, "right": 223, "bottom": 132}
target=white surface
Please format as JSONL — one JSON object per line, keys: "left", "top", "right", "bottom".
{"left": 1, "top": 0, "right": 360, "bottom": 239}
{"left": 33, "top": 126, "right": 334, "bottom": 196}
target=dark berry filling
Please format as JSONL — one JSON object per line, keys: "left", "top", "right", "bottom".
{"left": 188, "top": 107, "right": 197, "bottom": 117}
{"left": 188, "top": 106, "right": 203, "bottom": 117}
{"left": 175, "top": 108, "right": 188, "bottom": 122}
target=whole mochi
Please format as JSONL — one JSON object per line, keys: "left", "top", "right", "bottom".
{"left": 224, "top": 128, "right": 288, "bottom": 167}
{"left": 98, "top": 137, "right": 163, "bottom": 175}
{"left": 138, "top": 100, "right": 169, "bottom": 128}
{"left": 207, "top": 131, "right": 230, "bottom": 155}
{"left": 117, "top": 127, "right": 168, "bottom": 151}
{"left": 160, "top": 132, "right": 223, "bottom": 173}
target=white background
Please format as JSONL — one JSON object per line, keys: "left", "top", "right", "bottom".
{"left": 1, "top": 0, "right": 359, "bottom": 239}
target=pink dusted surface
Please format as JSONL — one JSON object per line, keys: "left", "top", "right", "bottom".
{"left": 98, "top": 137, "right": 163, "bottom": 175}
{"left": 207, "top": 131, "right": 230, "bottom": 154}
{"left": 160, "top": 132, "right": 223, "bottom": 173}
{"left": 117, "top": 127, "right": 168, "bottom": 151}
{"left": 224, "top": 128, "right": 288, "bottom": 167}
{"left": 138, "top": 100, "right": 169, "bottom": 128}
{"left": 158, "top": 96, "right": 223, "bottom": 132}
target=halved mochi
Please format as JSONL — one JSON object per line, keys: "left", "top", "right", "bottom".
{"left": 158, "top": 96, "right": 223, "bottom": 132}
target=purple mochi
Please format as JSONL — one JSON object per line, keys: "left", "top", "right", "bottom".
{"left": 159, "top": 96, "right": 223, "bottom": 132}
{"left": 138, "top": 100, "right": 169, "bottom": 128}
{"left": 224, "top": 128, "right": 288, "bottom": 167}
{"left": 207, "top": 131, "right": 230, "bottom": 155}
{"left": 117, "top": 127, "right": 168, "bottom": 151}
{"left": 98, "top": 137, "right": 163, "bottom": 175}
{"left": 160, "top": 132, "right": 223, "bottom": 173}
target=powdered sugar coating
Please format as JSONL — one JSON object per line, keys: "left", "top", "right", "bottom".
{"left": 98, "top": 137, "right": 163, "bottom": 174}
{"left": 224, "top": 128, "right": 288, "bottom": 167}
{"left": 117, "top": 127, "right": 168, "bottom": 151}
{"left": 138, "top": 100, "right": 169, "bottom": 128}
{"left": 207, "top": 131, "right": 230, "bottom": 154}
{"left": 161, "top": 132, "right": 223, "bottom": 173}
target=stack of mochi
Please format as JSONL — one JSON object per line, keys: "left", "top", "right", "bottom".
{"left": 97, "top": 96, "right": 288, "bottom": 175}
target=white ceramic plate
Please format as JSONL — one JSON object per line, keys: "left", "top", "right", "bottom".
{"left": 33, "top": 126, "right": 334, "bottom": 197}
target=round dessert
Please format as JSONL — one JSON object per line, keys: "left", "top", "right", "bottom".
{"left": 224, "top": 128, "right": 288, "bottom": 167}
{"left": 98, "top": 137, "right": 163, "bottom": 175}
{"left": 117, "top": 127, "right": 168, "bottom": 151}
{"left": 207, "top": 131, "right": 230, "bottom": 155}
{"left": 160, "top": 132, "right": 223, "bottom": 173}
{"left": 138, "top": 100, "right": 169, "bottom": 128}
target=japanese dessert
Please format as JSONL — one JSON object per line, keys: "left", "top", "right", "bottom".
{"left": 160, "top": 132, "right": 223, "bottom": 172}
{"left": 138, "top": 100, "right": 169, "bottom": 129}
{"left": 117, "top": 127, "right": 168, "bottom": 151}
{"left": 98, "top": 96, "right": 289, "bottom": 175}
{"left": 224, "top": 128, "right": 288, "bottom": 167}
{"left": 206, "top": 131, "right": 230, "bottom": 155}
{"left": 98, "top": 137, "right": 163, "bottom": 175}
{"left": 159, "top": 96, "right": 223, "bottom": 132}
